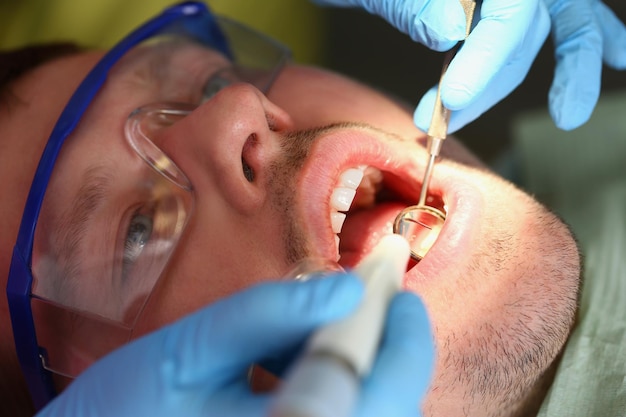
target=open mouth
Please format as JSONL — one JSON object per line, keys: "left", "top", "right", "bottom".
{"left": 294, "top": 125, "right": 484, "bottom": 288}
{"left": 331, "top": 165, "right": 446, "bottom": 268}
{"left": 294, "top": 125, "right": 474, "bottom": 278}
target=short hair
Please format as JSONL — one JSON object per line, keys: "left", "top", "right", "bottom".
{"left": 0, "top": 42, "right": 82, "bottom": 106}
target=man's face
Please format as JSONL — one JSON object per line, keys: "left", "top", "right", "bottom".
{"left": 0, "top": 41, "right": 580, "bottom": 416}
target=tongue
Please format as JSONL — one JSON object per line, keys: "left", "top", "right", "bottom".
{"left": 339, "top": 202, "right": 407, "bottom": 268}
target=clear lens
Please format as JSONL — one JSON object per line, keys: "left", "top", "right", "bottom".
{"left": 216, "top": 17, "right": 290, "bottom": 92}
{"left": 32, "top": 152, "right": 193, "bottom": 323}
{"left": 31, "top": 130, "right": 193, "bottom": 377}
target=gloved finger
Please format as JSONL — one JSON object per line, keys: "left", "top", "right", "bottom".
{"left": 256, "top": 344, "right": 302, "bottom": 378}
{"left": 545, "top": 0, "right": 603, "bottom": 130}
{"left": 594, "top": 2, "right": 626, "bottom": 70}
{"left": 229, "top": 268, "right": 367, "bottom": 377}
{"left": 415, "top": 4, "right": 549, "bottom": 134}
{"left": 210, "top": 388, "right": 271, "bottom": 417}
{"left": 158, "top": 273, "right": 365, "bottom": 388}
{"left": 355, "top": 292, "right": 434, "bottom": 417}
{"left": 209, "top": 274, "right": 366, "bottom": 417}
{"left": 415, "top": 84, "right": 478, "bottom": 134}
{"left": 417, "top": 84, "right": 483, "bottom": 133}
{"left": 410, "top": 0, "right": 467, "bottom": 51}
{"left": 441, "top": 0, "right": 543, "bottom": 110}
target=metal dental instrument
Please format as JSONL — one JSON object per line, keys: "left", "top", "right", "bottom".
{"left": 393, "top": 0, "right": 476, "bottom": 261}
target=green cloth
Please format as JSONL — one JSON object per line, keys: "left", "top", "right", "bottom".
{"left": 513, "top": 91, "right": 626, "bottom": 416}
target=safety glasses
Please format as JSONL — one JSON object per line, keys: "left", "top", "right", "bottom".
{"left": 6, "top": 1, "right": 290, "bottom": 409}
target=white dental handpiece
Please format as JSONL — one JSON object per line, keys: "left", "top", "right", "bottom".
{"left": 269, "top": 234, "right": 411, "bottom": 417}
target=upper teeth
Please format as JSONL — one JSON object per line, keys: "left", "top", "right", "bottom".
{"left": 330, "top": 166, "right": 366, "bottom": 241}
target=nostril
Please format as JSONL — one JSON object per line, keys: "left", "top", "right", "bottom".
{"left": 242, "top": 133, "right": 257, "bottom": 182}
{"left": 242, "top": 157, "right": 254, "bottom": 182}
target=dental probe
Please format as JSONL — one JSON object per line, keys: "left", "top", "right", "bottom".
{"left": 419, "top": 0, "right": 476, "bottom": 207}
{"left": 269, "top": 235, "right": 410, "bottom": 417}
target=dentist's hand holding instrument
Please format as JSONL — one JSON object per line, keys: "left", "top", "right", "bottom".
{"left": 314, "top": 0, "right": 626, "bottom": 132}
{"left": 394, "top": 0, "right": 475, "bottom": 261}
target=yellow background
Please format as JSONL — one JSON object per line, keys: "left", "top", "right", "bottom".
{"left": 0, "top": 0, "right": 326, "bottom": 64}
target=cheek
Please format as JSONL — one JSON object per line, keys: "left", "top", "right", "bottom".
{"left": 408, "top": 178, "right": 569, "bottom": 329}
{"left": 133, "top": 256, "right": 263, "bottom": 337}
{"left": 132, "top": 204, "right": 292, "bottom": 335}
{"left": 270, "top": 66, "right": 420, "bottom": 138}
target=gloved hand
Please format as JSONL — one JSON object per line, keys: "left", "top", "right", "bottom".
{"left": 317, "top": 0, "right": 626, "bottom": 132}
{"left": 314, "top": 0, "right": 551, "bottom": 133}
{"left": 543, "top": 0, "right": 626, "bottom": 130}
{"left": 35, "top": 273, "right": 434, "bottom": 417}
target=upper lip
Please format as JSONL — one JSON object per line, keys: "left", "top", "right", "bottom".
{"left": 296, "top": 126, "right": 483, "bottom": 277}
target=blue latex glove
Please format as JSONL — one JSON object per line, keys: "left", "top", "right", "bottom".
{"left": 544, "top": 0, "right": 626, "bottom": 130}
{"left": 35, "top": 274, "right": 434, "bottom": 417}
{"left": 316, "top": 0, "right": 626, "bottom": 132}
{"left": 314, "top": 0, "right": 551, "bottom": 133}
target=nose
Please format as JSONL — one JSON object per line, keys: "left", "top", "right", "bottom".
{"left": 156, "top": 83, "right": 293, "bottom": 214}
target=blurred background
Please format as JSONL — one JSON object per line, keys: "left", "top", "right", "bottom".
{"left": 1, "top": 0, "right": 625, "bottom": 163}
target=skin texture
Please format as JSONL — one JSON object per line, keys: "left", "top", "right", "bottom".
{"left": 0, "top": 44, "right": 581, "bottom": 417}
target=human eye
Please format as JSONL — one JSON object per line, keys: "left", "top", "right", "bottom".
{"left": 116, "top": 190, "right": 187, "bottom": 285}
{"left": 200, "top": 67, "right": 239, "bottom": 102}
{"left": 107, "top": 186, "right": 189, "bottom": 322}
{"left": 122, "top": 208, "right": 154, "bottom": 277}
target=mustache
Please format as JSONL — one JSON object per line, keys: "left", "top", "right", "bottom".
{"left": 267, "top": 121, "right": 405, "bottom": 266}
{"left": 266, "top": 122, "right": 368, "bottom": 265}
{"left": 277, "top": 121, "right": 376, "bottom": 170}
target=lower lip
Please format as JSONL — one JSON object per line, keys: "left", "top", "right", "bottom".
{"left": 338, "top": 202, "right": 407, "bottom": 268}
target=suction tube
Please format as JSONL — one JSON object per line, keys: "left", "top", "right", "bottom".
{"left": 270, "top": 234, "right": 411, "bottom": 417}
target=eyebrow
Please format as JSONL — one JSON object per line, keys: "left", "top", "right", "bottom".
{"left": 50, "top": 166, "right": 113, "bottom": 299}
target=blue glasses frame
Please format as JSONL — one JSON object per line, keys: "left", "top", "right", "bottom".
{"left": 5, "top": 1, "right": 284, "bottom": 409}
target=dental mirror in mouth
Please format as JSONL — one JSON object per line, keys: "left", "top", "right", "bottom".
{"left": 393, "top": 204, "right": 445, "bottom": 261}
